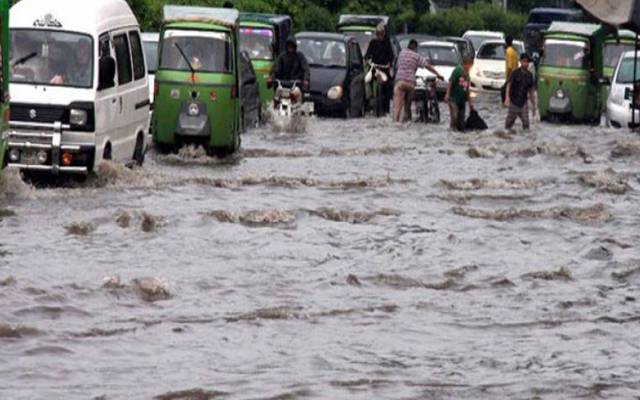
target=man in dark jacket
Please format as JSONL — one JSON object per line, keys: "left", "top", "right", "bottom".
{"left": 269, "top": 38, "right": 310, "bottom": 90}
{"left": 365, "top": 23, "right": 395, "bottom": 114}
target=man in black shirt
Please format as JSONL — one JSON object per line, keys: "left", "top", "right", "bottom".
{"left": 365, "top": 24, "right": 395, "bottom": 114}
{"left": 504, "top": 53, "right": 536, "bottom": 131}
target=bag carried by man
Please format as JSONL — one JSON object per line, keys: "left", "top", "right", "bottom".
{"left": 465, "top": 109, "right": 488, "bottom": 131}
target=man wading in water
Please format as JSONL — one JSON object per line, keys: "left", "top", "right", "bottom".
{"left": 504, "top": 53, "right": 536, "bottom": 131}
{"left": 445, "top": 56, "right": 474, "bottom": 132}
{"left": 393, "top": 39, "right": 443, "bottom": 123}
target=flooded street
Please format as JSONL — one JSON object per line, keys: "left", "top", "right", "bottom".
{"left": 1, "top": 94, "right": 640, "bottom": 399}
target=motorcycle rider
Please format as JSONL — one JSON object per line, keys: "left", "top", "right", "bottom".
{"left": 268, "top": 37, "right": 310, "bottom": 91}
{"left": 365, "top": 23, "right": 395, "bottom": 114}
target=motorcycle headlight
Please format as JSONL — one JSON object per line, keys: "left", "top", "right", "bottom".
{"left": 327, "top": 86, "right": 343, "bottom": 100}
{"left": 555, "top": 89, "right": 565, "bottom": 99}
{"left": 69, "top": 109, "right": 88, "bottom": 127}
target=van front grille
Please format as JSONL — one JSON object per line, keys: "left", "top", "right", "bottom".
{"left": 11, "top": 104, "right": 67, "bottom": 124}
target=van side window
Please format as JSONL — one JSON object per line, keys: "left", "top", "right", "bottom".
{"left": 114, "top": 34, "right": 132, "bottom": 85}
{"left": 129, "top": 31, "right": 146, "bottom": 81}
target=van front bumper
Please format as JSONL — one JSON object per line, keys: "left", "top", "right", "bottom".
{"left": 6, "top": 121, "right": 94, "bottom": 175}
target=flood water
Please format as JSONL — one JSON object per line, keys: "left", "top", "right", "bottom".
{"left": 1, "top": 94, "right": 640, "bottom": 399}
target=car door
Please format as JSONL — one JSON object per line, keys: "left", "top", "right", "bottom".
{"left": 95, "top": 33, "right": 119, "bottom": 162}
{"left": 349, "top": 41, "right": 365, "bottom": 114}
{"left": 111, "top": 30, "right": 137, "bottom": 161}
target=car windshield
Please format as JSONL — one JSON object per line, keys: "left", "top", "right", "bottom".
{"left": 477, "top": 43, "right": 506, "bottom": 60}
{"left": 10, "top": 30, "right": 94, "bottom": 88}
{"left": 160, "top": 30, "right": 231, "bottom": 73}
{"left": 605, "top": 43, "right": 635, "bottom": 68}
{"left": 529, "top": 12, "right": 570, "bottom": 24}
{"left": 297, "top": 38, "right": 347, "bottom": 68}
{"left": 542, "top": 40, "right": 589, "bottom": 69}
{"left": 465, "top": 35, "right": 500, "bottom": 52}
{"left": 616, "top": 58, "right": 640, "bottom": 83}
{"left": 418, "top": 46, "right": 459, "bottom": 66}
{"left": 239, "top": 28, "right": 274, "bottom": 61}
{"left": 143, "top": 40, "right": 158, "bottom": 73}
{"left": 342, "top": 30, "right": 373, "bottom": 54}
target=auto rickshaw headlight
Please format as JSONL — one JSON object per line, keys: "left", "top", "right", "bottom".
{"left": 188, "top": 103, "right": 200, "bottom": 116}
{"left": 327, "top": 86, "right": 343, "bottom": 100}
{"left": 8, "top": 149, "right": 20, "bottom": 162}
{"left": 70, "top": 109, "right": 88, "bottom": 127}
{"left": 555, "top": 89, "right": 565, "bottom": 99}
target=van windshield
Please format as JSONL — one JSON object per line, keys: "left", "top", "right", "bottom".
{"left": 160, "top": 30, "right": 231, "bottom": 73}
{"left": 542, "top": 40, "right": 589, "bottom": 69}
{"left": 10, "top": 30, "right": 94, "bottom": 88}
{"left": 604, "top": 43, "right": 635, "bottom": 68}
{"left": 529, "top": 12, "right": 571, "bottom": 25}
{"left": 239, "top": 28, "right": 274, "bottom": 61}
{"left": 616, "top": 58, "right": 640, "bottom": 84}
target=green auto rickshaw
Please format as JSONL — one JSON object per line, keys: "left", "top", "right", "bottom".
{"left": 239, "top": 13, "right": 292, "bottom": 108}
{"left": 538, "top": 22, "right": 605, "bottom": 124}
{"left": 0, "top": 0, "right": 8, "bottom": 173}
{"left": 153, "top": 6, "right": 241, "bottom": 156}
{"left": 337, "top": 14, "right": 389, "bottom": 56}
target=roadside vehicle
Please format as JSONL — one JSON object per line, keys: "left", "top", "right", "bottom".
{"left": 606, "top": 50, "right": 640, "bottom": 128}
{"left": 239, "top": 50, "right": 261, "bottom": 128}
{"left": 470, "top": 40, "right": 525, "bottom": 91}
{"left": 142, "top": 32, "right": 159, "bottom": 105}
{"left": 602, "top": 30, "right": 638, "bottom": 104}
{"left": 239, "top": 13, "right": 292, "bottom": 107}
{"left": 538, "top": 22, "right": 605, "bottom": 124}
{"left": 297, "top": 32, "right": 366, "bottom": 118}
{"left": 444, "top": 37, "right": 475, "bottom": 61}
{"left": 0, "top": 0, "right": 8, "bottom": 172}
{"left": 523, "top": 8, "right": 583, "bottom": 62}
{"left": 462, "top": 30, "right": 504, "bottom": 55}
{"left": 7, "top": 0, "right": 149, "bottom": 175}
{"left": 337, "top": 15, "right": 389, "bottom": 55}
{"left": 153, "top": 6, "right": 241, "bottom": 156}
{"left": 416, "top": 41, "right": 461, "bottom": 98}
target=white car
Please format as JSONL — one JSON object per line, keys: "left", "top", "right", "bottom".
{"left": 142, "top": 33, "right": 159, "bottom": 106}
{"left": 416, "top": 41, "right": 462, "bottom": 96}
{"left": 607, "top": 50, "right": 640, "bottom": 128}
{"left": 7, "top": 0, "right": 150, "bottom": 174}
{"left": 463, "top": 30, "right": 505, "bottom": 54}
{"left": 470, "top": 40, "right": 525, "bottom": 92}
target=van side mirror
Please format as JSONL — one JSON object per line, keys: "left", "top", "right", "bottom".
{"left": 98, "top": 56, "right": 116, "bottom": 90}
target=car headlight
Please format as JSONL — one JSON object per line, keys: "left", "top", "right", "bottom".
{"left": 555, "top": 89, "right": 565, "bottom": 99}
{"left": 327, "top": 86, "right": 343, "bottom": 100}
{"left": 70, "top": 109, "right": 88, "bottom": 127}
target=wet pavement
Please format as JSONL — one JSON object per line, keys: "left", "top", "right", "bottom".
{"left": 1, "top": 94, "right": 640, "bottom": 399}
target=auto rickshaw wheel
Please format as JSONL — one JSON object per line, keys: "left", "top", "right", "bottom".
{"left": 155, "top": 142, "right": 175, "bottom": 155}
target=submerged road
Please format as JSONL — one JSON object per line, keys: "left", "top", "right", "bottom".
{"left": 1, "top": 95, "right": 640, "bottom": 399}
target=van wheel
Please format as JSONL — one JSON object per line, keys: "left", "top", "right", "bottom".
{"left": 103, "top": 144, "right": 112, "bottom": 161}
{"left": 133, "top": 133, "right": 145, "bottom": 167}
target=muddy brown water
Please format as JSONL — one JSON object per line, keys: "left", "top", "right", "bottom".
{"left": 1, "top": 95, "right": 640, "bottom": 399}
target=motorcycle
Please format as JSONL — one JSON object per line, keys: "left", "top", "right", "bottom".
{"left": 365, "top": 62, "right": 390, "bottom": 117}
{"left": 270, "top": 79, "right": 313, "bottom": 133}
{"left": 414, "top": 76, "right": 440, "bottom": 124}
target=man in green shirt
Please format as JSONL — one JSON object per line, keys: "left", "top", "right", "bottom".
{"left": 445, "top": 56, "right": 474, "bottom": 132}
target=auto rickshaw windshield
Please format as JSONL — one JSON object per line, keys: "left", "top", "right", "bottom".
{"left": 604, "top": 43, "right": 635, "bottom": 68}
{"left": 239, "top": 28, "right": 274, "bottom": 61}
{"left": 542, "top": 39, "right": 589, "bottom": 69}
{"left": 10, "top": 30, "right": 94, "bottom": 88}
{"left": 160, "top": 30, "right": 231, "bottom": 73}
{"left": 298, "top": 39, "right": 347, "bottom": 68}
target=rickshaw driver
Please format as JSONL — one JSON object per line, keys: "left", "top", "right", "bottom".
{"left": 268, "top": 37, "right": 310, "bottom": 90}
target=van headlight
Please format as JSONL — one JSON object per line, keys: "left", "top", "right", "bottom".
{"left": 327, "top": 86, "right": 343, "bottom": 100}
{"left": 70, "top": 109, "right": 88, "bottom": 127}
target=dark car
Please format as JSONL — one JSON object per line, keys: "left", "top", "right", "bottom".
{"left": 443, "top": 36, "right": 475, "bottom": 60}
{"left": 524, "top": 8, "right": 583, "bottom": 58}
{"left": 296, "top": 32, "right": 367, "bottom": 118}
{"left": 239, "top": 51, "right": 261, "bottom": 129}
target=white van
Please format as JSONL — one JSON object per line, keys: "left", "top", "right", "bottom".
{"left": 6, "top": 0, "right": 149, "bottom": 175}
